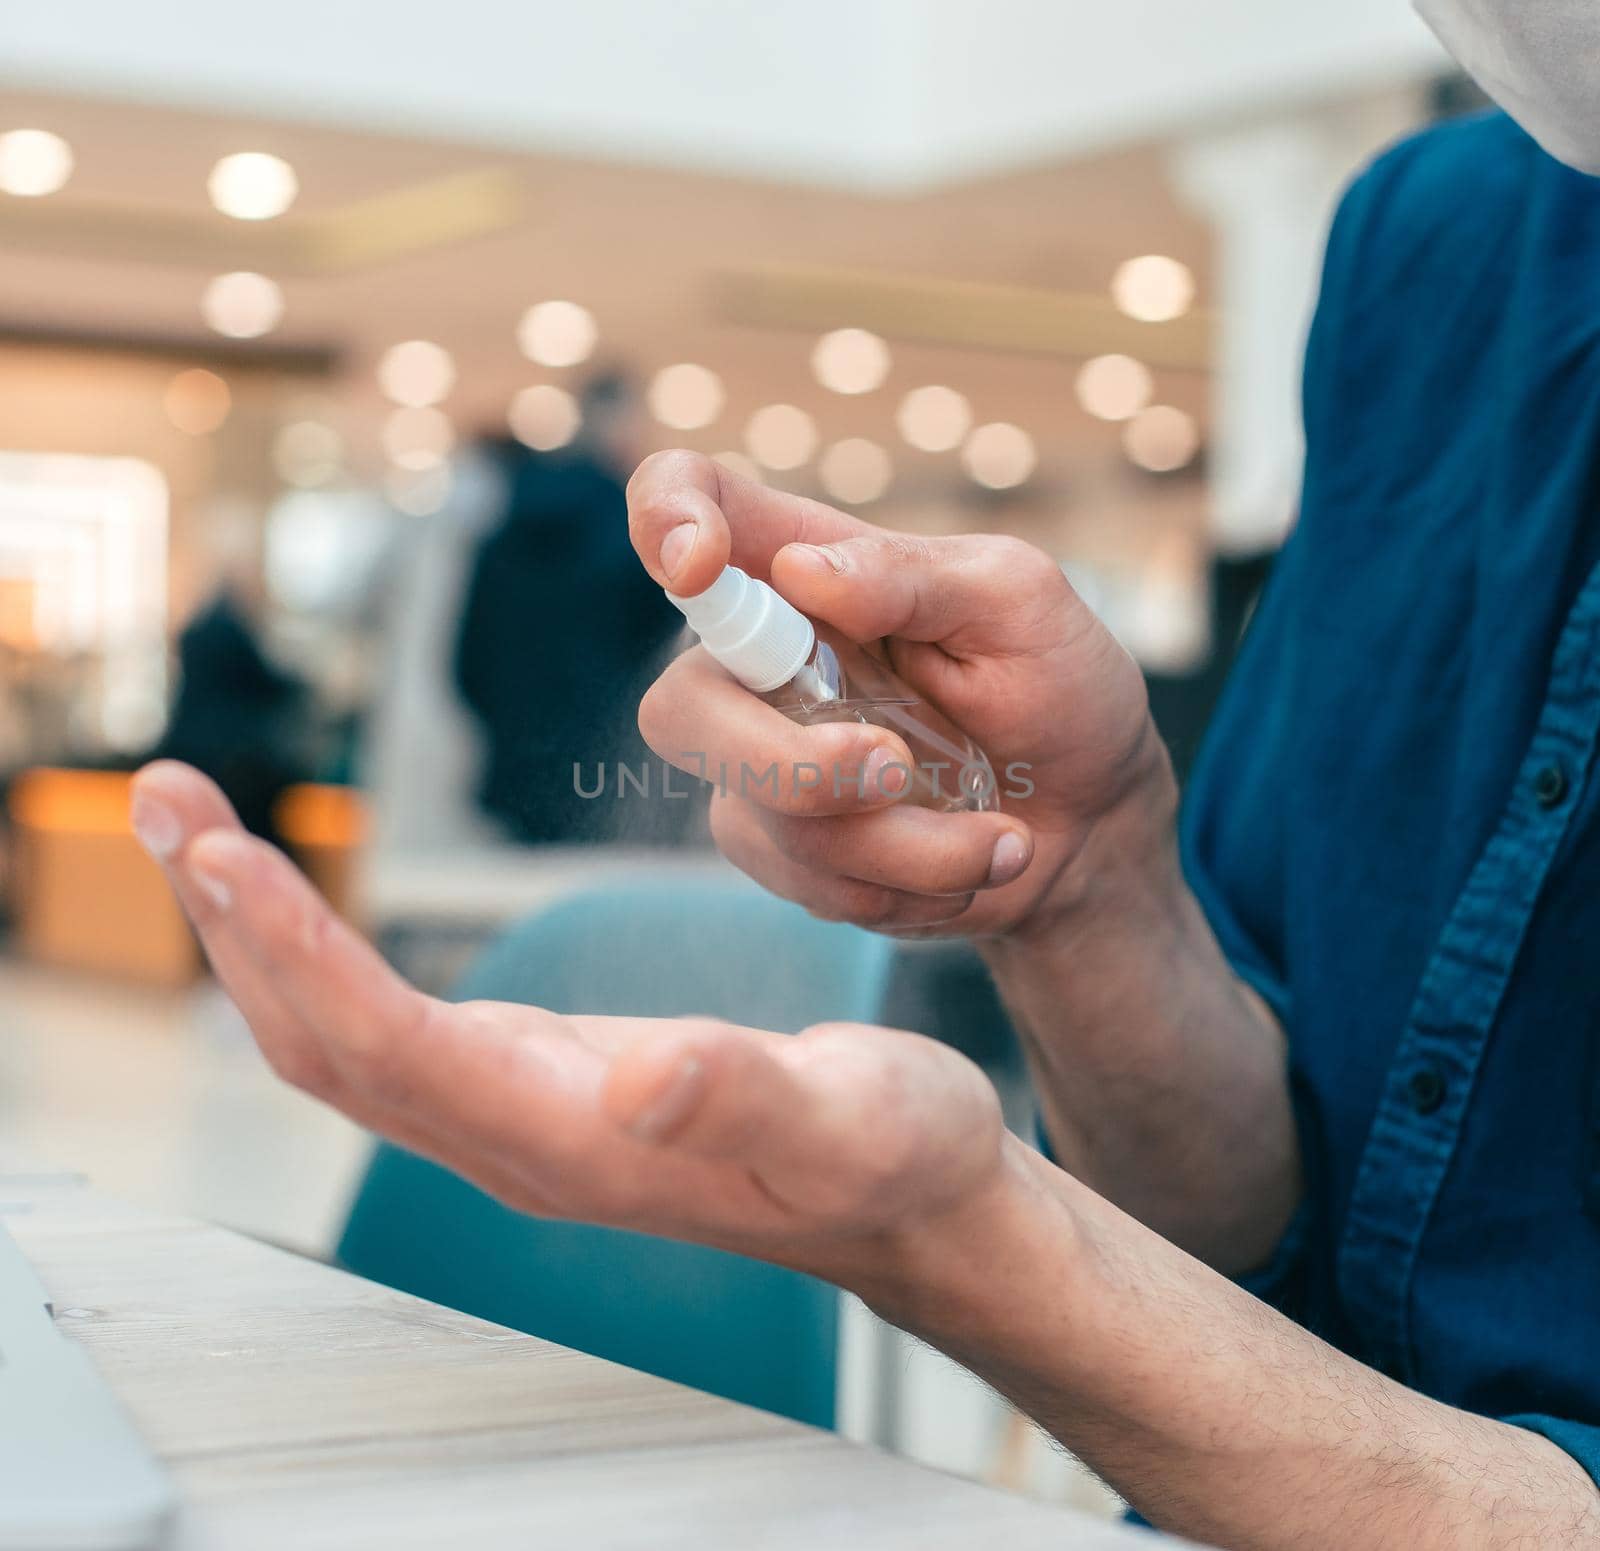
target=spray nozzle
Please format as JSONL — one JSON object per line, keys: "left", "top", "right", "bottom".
{"left": 666, "top": 565, "right": 816, "bottom": 694}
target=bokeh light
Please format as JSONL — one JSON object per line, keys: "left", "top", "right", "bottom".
{"left": 164, "top": 369, "right": 232, "bottom": 436}
{"left": 1123, "top": 405, "right": 1201, "bottom": 473}
{"left": 819, "top": 438, "right": 893, "bottom": 505}
{"left": 517, "top": 301, "right": 598, "bottom": 368}
{"left": 509, "top": 384, "right": 581, "bottom": 450}
{"left": 896, "top": 385, "right": 971, "bottom": 452}
{"left": 811, "top": 328, "right": 891, "bottom": 395}
{"left": 207, "top": 152, "right": 298, "bottom": 221}
{"left": 376, "top": 340, "right": 456, "bottom": 408}
{"left": 712, "top": 450, "right": 761, "bottom": 483}
{"left": 382, "top": 407, "right": 455, "bottom": 471}
{"left": 386, "top": 465, "right": 453, "bottom": 517}
{"left": 744, "top": 404, "right": 817, "bottom": 471}
{"left": 1076, "top": 354, "right": 1153, "bottom": 422}
{"left": 961, "top": 422, "right": 1036, "bottom": 490}
{"left": 0, "top": 129, "right": 73, "bottom": 197}
{"left": 200, "top": 271, "right": 284, "bottom": 339}
{"left": 273, "top": 420, "right": 343, "bottom": 487}
{"left": 648, "top": 363, "right": 724, "bottom": 430}
{"left": 1111, "top": 255, "right": 1195, "bottom": 323}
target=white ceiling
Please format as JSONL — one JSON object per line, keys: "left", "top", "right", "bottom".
{"left": 4, "top": 0, "right": 1447, "bottom": 189}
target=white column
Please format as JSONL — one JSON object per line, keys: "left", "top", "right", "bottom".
{"left": 1171, "top": 95, "right": 1424, "bottom": 553}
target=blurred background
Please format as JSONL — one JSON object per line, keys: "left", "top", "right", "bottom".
{"left": 0, "top": 0, "right": 1474, "bottom": 1513}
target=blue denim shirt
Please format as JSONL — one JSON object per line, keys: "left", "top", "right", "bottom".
{"left": 1182, "top": 110, "right": 1600, "bottom": 1487}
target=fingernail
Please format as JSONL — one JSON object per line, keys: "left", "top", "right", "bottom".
{"left": 659, "top": 522, "right": 696, "bottom": 582}
{"left": 865, "top": 746, "right": 910, "bottom": 798}
{"left": 130, "top": 794, "right": 182, "bottom": 859}
{"left": 187, "top": 859, "right": 233, "bottom": 912}
{"left": 627, "top": 1055, "right": 706, "bottom": 1143}
{"left": 988, "top": 831, "right": 1031, "bottom": 887}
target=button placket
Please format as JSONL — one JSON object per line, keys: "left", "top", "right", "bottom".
{"left": 1335, "top": 563, "right": 1600, "bottom": 1381}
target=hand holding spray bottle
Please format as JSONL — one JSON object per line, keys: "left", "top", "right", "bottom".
{"left": 666, "top": 565, "right": 998, "bottom": 814}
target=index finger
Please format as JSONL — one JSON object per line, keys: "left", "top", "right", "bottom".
{"left": 627, "top": 449, "right": 869, "bottom": 598}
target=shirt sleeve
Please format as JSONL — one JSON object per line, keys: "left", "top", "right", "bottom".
{"left": 1178, "top": 534, "right": 1307, "bottom": 1307}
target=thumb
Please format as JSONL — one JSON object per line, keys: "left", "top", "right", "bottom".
{"left": 627, "top": 449, "right": 868, "bottom": 598}
{"left": 601, "top": 1021, "right": 814, "bottom": 1161}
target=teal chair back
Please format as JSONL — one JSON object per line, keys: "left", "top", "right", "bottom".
{"left": 336, "top": 876, "right": 896, "bottom": 1428}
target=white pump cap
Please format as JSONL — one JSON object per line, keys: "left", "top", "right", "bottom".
{"left": 666, "top": 564, "right": 815, "bottom": 693}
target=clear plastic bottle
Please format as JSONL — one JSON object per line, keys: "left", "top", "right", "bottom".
{"left": 667, "top": 565, "right": 998, "bottom": 814}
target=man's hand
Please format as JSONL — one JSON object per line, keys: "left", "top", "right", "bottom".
{"left": 628, "top": 450, "right": 1166, "bottom": 938}
{"left": 129, "top": 761, "right": 1013, "bottom": 1283}
{"left": 629, "top": 452, "right": 1296, "bottom": 1274}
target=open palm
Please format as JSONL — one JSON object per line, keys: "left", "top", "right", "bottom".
{"left": 130, "top": 762, "right": 1008, "bottom": 1276}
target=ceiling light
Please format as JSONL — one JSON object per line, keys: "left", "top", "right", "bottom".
{"left": 819, "top": 439, "right": 893, "bottom": 505}
{"left": 961, "top": 423, "right": 1036, "bottom": 491}
{"left": 376, "top": 340, "right": 456, "bottom": 408}
{"left": 163, "top": 370, "right": 231, "bottom": 436}
{"left": 207, "top": 152, "right": 298, "bottom": 221}
{"left": 1123, "top": 406, "right": 1200, "bottom": 473}
{"left": 648, "top": 363, "right": 724, "bottom": 430}
{"left": 811, "top": 328, "right": 891, "bottom": 396}
{"left": 0, "top": 129, "right": 73, "bottom": 197}
{"left": 1111, "top": 255, "right": 1195, "bottom": 324}
{"left": 744, "top": 404, "right": 817, "bottom": 471}
{"left": 509, "top": 385, "right": 581, "bottom": 451}
{"left": 201, "top": 271, "right": 284, "bottom": 339}
{"left": 896, "top": 385, "right": 971, "bottom": 452}
{"left": 517, "top": 301, "right": 598, "bottom": 368}
{"left": 1076, "top": 355, "right": 1153, "bottom": 422}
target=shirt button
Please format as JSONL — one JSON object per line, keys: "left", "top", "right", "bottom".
{"left": 1534, "top": 762, "right": 1570, "bottom": 809}
{"left": 1408, "top": 1065, "right": 1447, "bottom": 1116}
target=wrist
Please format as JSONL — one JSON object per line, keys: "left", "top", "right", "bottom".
{"left": 844, "top": 1135, "right": 1082, "bottom": 1338}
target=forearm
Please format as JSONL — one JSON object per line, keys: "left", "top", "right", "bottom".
{"left": 981, "top": 735, "right": 1298, "bottom": 1269}
{"left": 869, "top": 1142, "right": 1600, "bottom": 1551}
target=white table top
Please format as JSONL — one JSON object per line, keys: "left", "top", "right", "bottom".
{"left": 3, "top": 1173, "right": 1183, "bottom": 1550}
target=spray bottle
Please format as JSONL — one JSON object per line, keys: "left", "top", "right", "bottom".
{"left": 666, "top": 565, "right": 998, "bottom": 814}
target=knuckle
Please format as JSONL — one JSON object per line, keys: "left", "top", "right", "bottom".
{"left": 771, "top": 814, "right": 839, "bottom": 870}
{"left": 874, "top": 534, "right": 935, "bottom": 569}
{"left": 800, "top": 894, "right": 862, "bottom": 926}
{"left": 863, "top": 1115, "right": 919, "bottom": 1187}
{"left": 626, "top": 448, "right": 707, "bottom": 509}
{"left": 259, "top": 1036, "right": 333, "bottom": 1097}
{"left": 780, "top": 727, "right": 873, "bottom": 813}
{"left": 980, "top": 533, "right": 1059, "bottom": 589}
{"left": 340, "top": 1000, "right": 429, "bottom": 1106}
{"left": 840, "top": 883, "right": 906, "bottom": 928}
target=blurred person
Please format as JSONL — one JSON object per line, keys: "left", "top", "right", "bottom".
{"left": 452, "top": 374, "right": 684, "bottom": 845}
{"left": 128, "top": 2, "right": 1600, "bottom": 1547}
{"left": 152, "top": 516, "right": 313, "bottom": 847}
{"left": 361, "top": 439, "right": 506, "bottom": 853}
